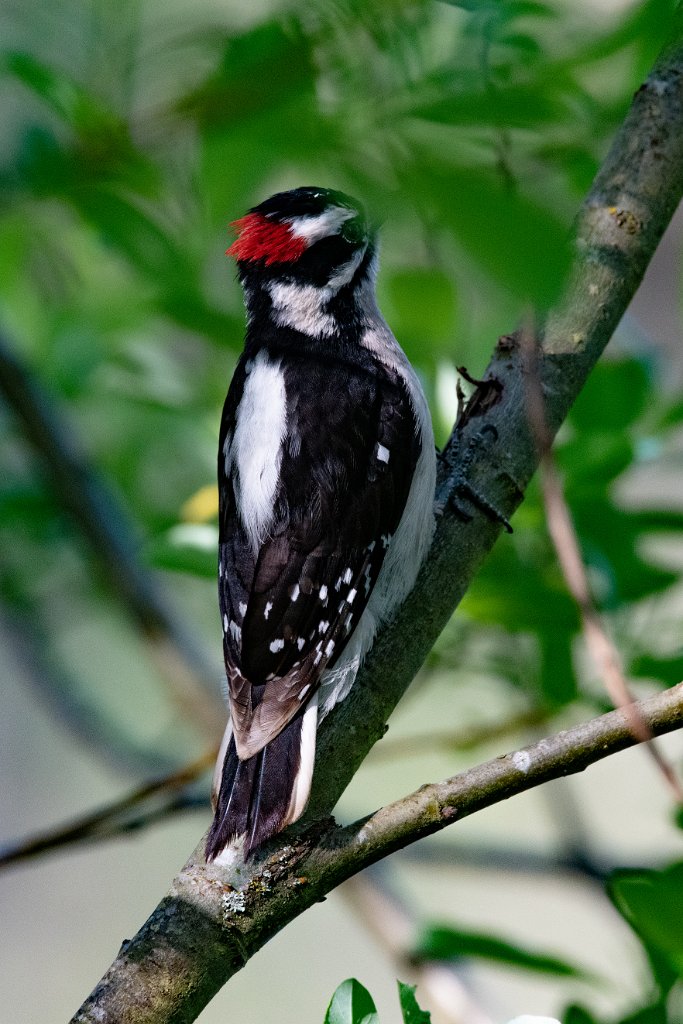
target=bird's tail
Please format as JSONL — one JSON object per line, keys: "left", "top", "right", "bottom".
{"left": 206, "top": 692, "right": 318, "bottom": 861}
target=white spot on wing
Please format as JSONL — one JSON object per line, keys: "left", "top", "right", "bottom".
{"left": 319, "top": 584, "right": 328, "bottom": 601}
{"left": 343, "top": 568, "right": 353, "bottom": 584}
{"left": 325, "top": 639, "right": 335, "bottom": 657}
{"left": 318, "top": 620, "right": 329, "bottom": 634}
{"left": 288, "top": 584, "right": 300, "bottom": 602}
{"left": 363, "top": 564, "right": 373, "bottom": 596}
{"left": 377, "top": 443, "right": 390, "bottom": 463}
{"left": 238, "top": 602, "right": 247, "bottom": 617}
{"left": 297, "top": 637, "right": 305, "bottom": 651}
{"left": 269, "top": 638, "right": 285, "bottom": 653}
{"left": 347, "top": 588, "right": 357, "bottom": 604}
{"left": 264, "top": 601, "right": 273, "bottom": 619}
{"left": 222, "top": 614, "right": 229, "bottom": 633}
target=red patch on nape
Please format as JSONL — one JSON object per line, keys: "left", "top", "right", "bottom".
{"left": 226, "top": 213, "right": 308, "bottom": 265}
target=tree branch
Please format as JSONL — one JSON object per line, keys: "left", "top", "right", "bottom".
{"left": 71, "top": 15, "right": 683, "bottom": 1024}
{"left": 72, "top": 685, "right": 683, "bottom": 1024}
{"left": 0, "top": 751, "right": 214, "bottom": 870}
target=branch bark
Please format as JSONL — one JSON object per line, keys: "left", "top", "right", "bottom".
{"left": 72, "top": 685, "right": 683, "bottom": 1024}
{"left": 71, "top": 14, "right": 683, "bottom": 1024}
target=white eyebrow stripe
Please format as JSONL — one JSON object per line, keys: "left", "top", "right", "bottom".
{"left": 286, "top": 206, "right": 355, "bottom": 244}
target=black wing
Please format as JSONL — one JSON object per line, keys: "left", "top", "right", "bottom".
{"left": 218, "top": 353, "right": 420, "bottom": 759}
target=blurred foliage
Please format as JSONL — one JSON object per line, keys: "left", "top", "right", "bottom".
{"left": 413, "top": 923, "right": 585, "bottom": 977}
{"left": 562, "top": 860, "right": 683, "bottom": 1024}
{"left": 1, "top": 0, "right": 682, "bottom": 1020}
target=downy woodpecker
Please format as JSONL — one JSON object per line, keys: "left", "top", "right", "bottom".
{"left": 207, "top": 187, "right": 435, "bottom": 861}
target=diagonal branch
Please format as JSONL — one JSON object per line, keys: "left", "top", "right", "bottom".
{"left": 72, "top": 686, "right": 683, "bottom": 1024}
{"left": 71, "top": 13, "right": 683, "bottom": 1024}
{"left": 0, "top": 750, "right": 215, "bottom": 869}
{"left": 306, "top": 5, "right": 683, "bottom": 820}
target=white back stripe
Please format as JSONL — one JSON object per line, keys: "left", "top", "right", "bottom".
{"left": 230, "top": 351, "right": 287, "bottom": 552}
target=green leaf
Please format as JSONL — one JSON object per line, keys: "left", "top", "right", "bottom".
{"left": 398, "top": 982, "right": 431, "bottom": 1024}
{"left": 618, "top": 1001, "right": 668, "bottom": 1024}
{"left": 324, "top": 980, "right": 379, "bottom": 1024}
{"left": 539, "top": 630, "right": 577, "bottom": 707}
{"left": 439, "top": 0, "right": 499, "bottom": 11}
{"left": 178, "top": 21, "right": 316, "bottom": 131}
{"left": 570, "top": 359, "right": 651, "bottom": 433}
{"left": 380, "top": 268, "right": 457, "bottom": 357}
{"left": 445, "top": 0, "right": 553, "bottom": 14}
{"left": 462, "top": 539, "right": 579, "bottom": 634}
{"left": 414, "top": 924, "right": 584, "bottom": 977}
{"left": 146, "top": 525, "right": 217, "bottom": 578}
{"left": 629, "top": 654, "right": 683, "bottom": 689}
{"left": 502, "top": 2, "right": 555, "bottom": 21}
{"left": 409, "top": 84, "right": 564, "bottom": 129}
{"left": 2, "top": 51, "right": 122, "bottom": 137}
{"left": 564, "top": 1006, "right": 600, "bottom": 1024}
{"left": 658, "top": 396, "right": 683, "bottom": 427}
{"left": 609, "top": 864, "right": 683, "bottom": 979}
{"left": 403, "top": 163, "right": 572, "bottom": 306}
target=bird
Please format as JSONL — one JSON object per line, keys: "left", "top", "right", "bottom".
{"left": 206, "top": 186, "right": 436, "bottom": 862}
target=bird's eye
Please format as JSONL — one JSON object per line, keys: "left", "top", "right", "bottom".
{"left": 341, "top": 215, "right": 366, "bottom": 246}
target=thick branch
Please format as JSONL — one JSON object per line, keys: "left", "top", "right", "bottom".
{"left": 72, "top": 686, "right": 683, "bottom": 1024}
{"left": 308, "top": 6, "right": 683, "bottom": 817}
{"left": 71, "top": 16, "right": 683, "bottom": 1024}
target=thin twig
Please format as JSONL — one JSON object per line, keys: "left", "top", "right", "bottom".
{"left": 0, "top": 592, "right": 180, "bottom": 777}
{"left": 0, "top": 749, "right": 216, "bottom": 869}
{"left": 521, "top": 321, "right": 683, "bottom": 803}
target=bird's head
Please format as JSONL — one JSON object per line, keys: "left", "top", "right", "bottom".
{"left": 227, "top": 186, "right": 373, "bottom": 291}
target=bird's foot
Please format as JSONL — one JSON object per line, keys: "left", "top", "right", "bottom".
{"left": 439, "top": 424, "right": 513, "bottom": 534}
